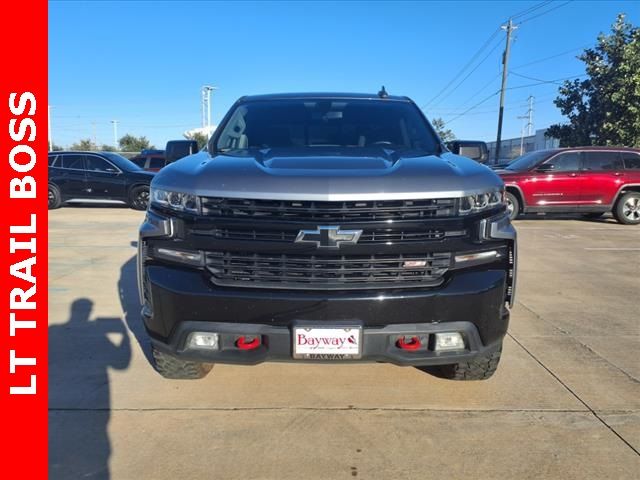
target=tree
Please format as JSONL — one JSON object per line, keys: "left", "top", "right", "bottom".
{"left": 70, "top": 138, "right": 98, "bottom": 151}
{"left": 118, "top": 134, "right": 154, "bottom": 152}
{"left": 185, "top": 131, "right": 209, "bottom": 150}
{"left": 546, "top": 14, "right": 640, "bottom": 147}
{"left": 100, "top": 144, "right": 118, "bottom": 152}
{"left": 50, "top": 143, "right": 64, "bottom": 151}
{"left": 431, "top": 117, "right": 455, "bottom": 143}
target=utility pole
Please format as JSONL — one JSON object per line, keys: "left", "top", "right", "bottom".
{"left": 48, "top": 105, "right": 53, "bottom": 151}
{"left": 494, "top": 18, "right": 517, "bottom": 162}
{"left": 111, "top": 120, "right": 118, "bottom": 148}
{"left": 526, "top": 95, "right": 534, "bottom": 136}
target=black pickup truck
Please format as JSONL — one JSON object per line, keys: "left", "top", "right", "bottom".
{"left": 138, "top": 92, "right": 516, "bottom": 381}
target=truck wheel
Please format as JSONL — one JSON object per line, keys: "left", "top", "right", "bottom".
{"left": 416, "top": 343, "right": 502, "bottom": 381}
{"left": 48, "top": 184, "right": 62, "bottom": 209}
{"left": 505, "top": 192, "right": 519, "bottom": 221}
{"left": 129, "top": 185, "right": 150, "bottom": 210}
{"left": 613, "top": 192, "right": 640, "bottom": 225}
{"left": 152, "top": 346, "right": 213, "bottom": 379}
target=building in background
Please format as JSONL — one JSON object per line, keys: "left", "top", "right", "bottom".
{"left": 486, "top": 128, "right": 559, "bottom": 163}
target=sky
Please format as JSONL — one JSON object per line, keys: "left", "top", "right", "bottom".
{"left": 48, "top": 0, "right": 639, "bottom": 149}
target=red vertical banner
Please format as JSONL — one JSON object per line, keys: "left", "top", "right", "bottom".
{"left": 0, "top": 0, "right": 48, "bottom": 477}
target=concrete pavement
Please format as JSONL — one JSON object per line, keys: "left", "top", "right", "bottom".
{"left": 48, "top": 207, "right": 640, "bottom": 479}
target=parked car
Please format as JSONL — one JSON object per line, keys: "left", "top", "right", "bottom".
{"left": 497, "top": 147, "right": 640, "bottom": 224}
{"left": 138, "top": 92, "right": 516, "bottom": 381}
{"left": 48, "top": 151, "right": 155, "bottom": 210}
{"left": 130, "top": 149, "right": 167, "bottom": 172}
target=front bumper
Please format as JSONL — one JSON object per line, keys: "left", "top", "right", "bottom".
{"left": 142, "top": 264, "right": 510, "bottom": 366}
{"left": 151, "top": 319, "right": 504, "bottom": 367}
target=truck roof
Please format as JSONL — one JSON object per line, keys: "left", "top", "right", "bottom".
{"left": 240, "top": 92, "right": 412, "bottom": 102}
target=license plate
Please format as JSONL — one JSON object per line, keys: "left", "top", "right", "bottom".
{"left": 293, "top": 327, "right": 362, "bottom": 360}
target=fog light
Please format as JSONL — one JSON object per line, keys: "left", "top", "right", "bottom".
{"left": 187, "top": 332, "right": 219, "bottom": 350}
{"left": 434, "top": 332, "right": 465, "bottom": 352}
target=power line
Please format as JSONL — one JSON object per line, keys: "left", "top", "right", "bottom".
{"left": 428, "top": 40, "right": 503, "bottom": 109}
{"left": 509, "top": 1, "right": 554, "bottom": 20}
{"left": 421, "top": 27, "right": 501, "bottom": 109}
{"left": 516, "top": 0, "right": 573, "bottom": 25}
{"left": 506, "top": 73, "right": 586, "bottom": 90}
{"left": 511, "top": 46, "right": 587, "bottom": 69}
{"left": 442, "top": 91, "right": 500, "bottom": 125}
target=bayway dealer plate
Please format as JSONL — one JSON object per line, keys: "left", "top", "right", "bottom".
{"left": 293, "top": 327, "right": 362, "bottom": 360}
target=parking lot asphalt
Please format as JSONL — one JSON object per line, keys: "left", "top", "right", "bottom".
{"left": 48, "top": 207, "right": 640, "bottom": 480}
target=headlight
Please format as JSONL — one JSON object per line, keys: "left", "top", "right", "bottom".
{"left": 459, "top": 189, "right": 505, "bottom": 215}
{"left": 150, "top": 188, "right": 200, "bottom": 214}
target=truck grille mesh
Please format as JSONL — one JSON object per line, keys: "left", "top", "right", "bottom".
{"left": 191, "top": 227, "right": 466, "bottom": 244}
{"left": 200, "top": 197, "right": 457, "bottom": 222}
{"left": 205, "top": 252, "right": 451, "bottom": 289}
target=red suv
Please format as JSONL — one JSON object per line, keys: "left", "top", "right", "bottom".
{"left": 498, "top": 147, "right": 640, "bottom": 225}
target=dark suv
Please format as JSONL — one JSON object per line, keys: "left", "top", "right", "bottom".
{"left": 48, "top": 151, "right": 155, "bottom": 210}
{"left": 138, "top": 93, "right": 516, "bottom": 381}
{"left": 498, "top": 147, "right": 640, "bottom": 224}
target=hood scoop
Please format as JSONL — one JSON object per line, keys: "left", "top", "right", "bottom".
{"left": 262, "top": 156, "right": 393, "bottom": 170}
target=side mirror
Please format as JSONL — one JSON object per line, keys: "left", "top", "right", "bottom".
{"left": 536, "top": 163, "right": 555, "bottom": 172}
{"left": 165, "top": 140, "right": 199, "bottom": 164}
{"left": 447, "top": 140, "right": 489, "bottom": 163}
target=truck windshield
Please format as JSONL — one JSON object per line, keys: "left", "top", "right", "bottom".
{"left": 215, "top": 99, "right": 439, "bottom": 155}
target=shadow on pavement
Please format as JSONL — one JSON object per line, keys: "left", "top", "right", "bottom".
{"left": 49, "top": 299, "right": 131, "bottom": 480}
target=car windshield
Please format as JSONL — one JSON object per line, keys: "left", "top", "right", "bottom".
{"left": 505, "top": 150, "right": 554, "bottom": 171}
{"left": 214, "top": 99, "right": 439, "bottom": 155}
{"left": 102, "top": 152, "right": 143, "bottom": 171}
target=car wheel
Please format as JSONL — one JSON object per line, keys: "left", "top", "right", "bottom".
{"left": 129, "top": 185, "right": 150, "bottom": 210}
{"left": 152, "top": 346, "right": 213, "bottom": 379}
{"left": 613, "top": 192, "right": 640, "bottom": 225}
{"left": 48, "top": 184, "right": 62, "bottom": 209}
{"left": 505, "top": 192, "right": 519, "bottom": 221}
{"left": 415, "top": 343, "right": 502, "bottom": 381}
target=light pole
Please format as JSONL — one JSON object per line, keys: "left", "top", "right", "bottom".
{"left": 201, "top": 85, "right": 218, "bottom": 128}
{"left": 111, "top": 120, "right": 118, "bottom": 148}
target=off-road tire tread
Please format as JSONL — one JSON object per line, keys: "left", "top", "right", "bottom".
{"left": 418, "top": 344, "right": 502, "bottom": 381}
{"left": 152, "top": 346, "right": 213, "bottom": 379}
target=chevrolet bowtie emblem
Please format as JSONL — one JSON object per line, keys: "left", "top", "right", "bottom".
{"left": 294, "top": 226, "right": 363, "bottom": 248}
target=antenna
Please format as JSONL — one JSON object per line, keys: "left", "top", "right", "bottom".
{"left": 378, "top": 86, "right": 388, "bottom": 98}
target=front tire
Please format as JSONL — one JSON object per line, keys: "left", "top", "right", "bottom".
{"left": 613, "top": 192, "right": 640, "bottom": 225}
{"left": 48, "top": 184, "right": 62, "bottom": 209}
{"left": 129, "top": 185, "right": 150, "bottom": 210}
{"left": 152, "top": 347, "right": 213, "bottom": 379}
{"left": 505, "top": 192, "right": 520, "bottom": 221}
{"left": 415, "top": 343, "right": 502, "bottom": 381}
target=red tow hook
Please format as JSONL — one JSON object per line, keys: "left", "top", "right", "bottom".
{"left": 396, "top": 336, "right": 422, "bottom": 351}
{"left": 236, "top": 336, "right": 261, "bottom": 351}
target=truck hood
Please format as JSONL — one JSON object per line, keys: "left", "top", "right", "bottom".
{"left": 152, "top": 148, "right": 504, "bottom": 201}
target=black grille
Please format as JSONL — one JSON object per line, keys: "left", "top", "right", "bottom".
{"left": 200, "top": 197, "right": 457, "bottom": 221}
{"left": 193, "top": 227, "right": 466, "bottom": 244}
{"left": 205, "top": 252, "right": 451, "bottom": 290}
